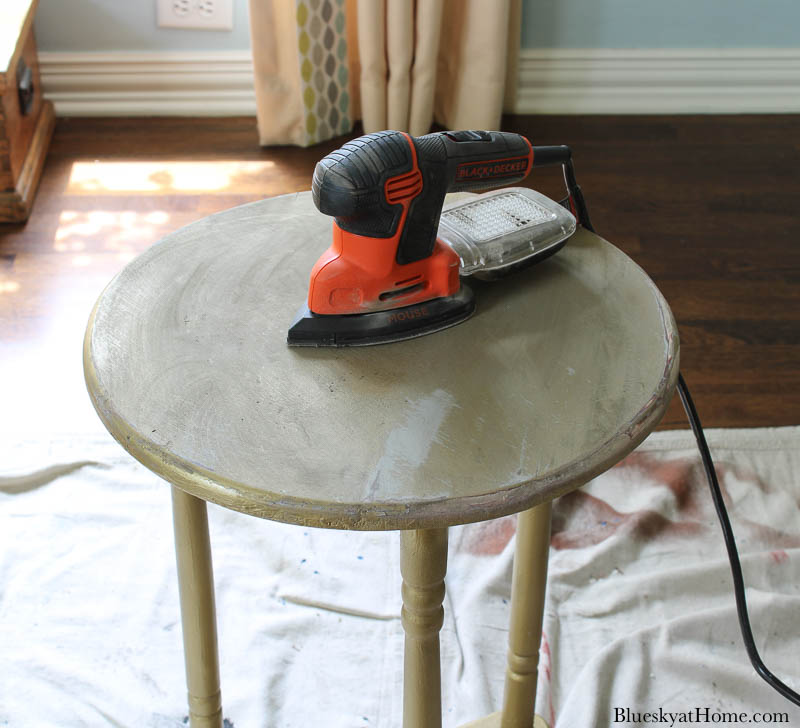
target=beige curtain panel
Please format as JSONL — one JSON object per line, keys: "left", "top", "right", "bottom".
{"left": 249, "top": 0, "right": 521, "bottom": 147}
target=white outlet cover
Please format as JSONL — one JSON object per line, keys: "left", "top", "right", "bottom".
{"left": 156, "top": 0, "right": 233, "bottom": 31}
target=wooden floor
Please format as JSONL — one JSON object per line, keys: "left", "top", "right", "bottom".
{"left": 1, "top": 115, "right": 798, "bottom": 432}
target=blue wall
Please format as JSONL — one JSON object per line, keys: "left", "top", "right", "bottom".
{"left": 521, "top": 0, "right": 800, "bottom": 48}
{"left": 35, "top": 0, "right": 800, "bottom": 53}
{"left": 35, "top": 0, "right": 252, "bottom": 52}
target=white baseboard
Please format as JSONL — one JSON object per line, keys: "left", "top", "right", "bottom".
{"left": 39, "top": 51, "right": 257, "bottom": 116}
{"left": 512, "top": 48, "right": 800, "bottom": 114}
{"left": 40, "top": 48, "right": 800, "bottom": 117}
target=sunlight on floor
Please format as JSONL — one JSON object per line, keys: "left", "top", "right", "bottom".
{"left": 2, "top": 156, "right": 284, "bottom": 426}
{"left": 67, "top": 160, "right": 277, "bottom": 194}
{"left": 54, "top": 209, "right": 173, "bottom": 262}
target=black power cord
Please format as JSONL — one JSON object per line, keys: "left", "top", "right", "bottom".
{"left": 559, "top": 160, "right": 799, "bottom": 706}
{"left": 557, "top": 156, "right": 595, "bottom": 233}
{"left": 677, "top": 373, "right": 800, "bottom": 707}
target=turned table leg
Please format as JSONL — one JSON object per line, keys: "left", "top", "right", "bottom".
{"left": 172, "top": 486, "right": 223, "bottom": 728}
{"left": 459, "top": 501, "right": 552, "bottom": 728}
{"left": 501, "top": 501, "right": 552, "bottom": 728}
{"left": 401, "top": 527, "right": 449, "bottom": 728}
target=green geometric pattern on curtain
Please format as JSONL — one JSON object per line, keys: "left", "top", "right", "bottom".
{"left": 295, "top": 0, "right": 352, "bottom": 145}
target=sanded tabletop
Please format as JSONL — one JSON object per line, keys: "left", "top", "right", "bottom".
{"left": 84, "top": 191, "right": 679, "bottom": 530}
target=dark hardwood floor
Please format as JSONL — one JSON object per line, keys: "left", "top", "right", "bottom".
{"left": 1, "top": 115, "right": 798, "bottom": 431}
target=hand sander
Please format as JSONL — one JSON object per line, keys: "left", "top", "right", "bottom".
{"left": 287, "top": 129, "right": 576, "bottom": 347}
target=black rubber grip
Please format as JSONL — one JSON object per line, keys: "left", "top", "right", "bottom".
{"left": 311, "top": 129, "right": 533, "bottom": 264}
{"left": 312, "top": 130, "right": 413, "bottom": 238}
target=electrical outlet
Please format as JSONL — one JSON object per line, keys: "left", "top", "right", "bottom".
{"left": 157, "top": 0, "right": 233, "bottom": 30}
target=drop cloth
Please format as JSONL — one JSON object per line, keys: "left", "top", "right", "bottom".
{"left": 1, "top": 427, "right": 798, "bottom": 727}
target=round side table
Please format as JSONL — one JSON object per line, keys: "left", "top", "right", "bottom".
{"left": 84, "top": 191, "right": 678, "bottom": 728}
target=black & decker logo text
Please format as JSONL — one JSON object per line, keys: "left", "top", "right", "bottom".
{"left": 456, "top": 157, "right": 529, "bottom": 181}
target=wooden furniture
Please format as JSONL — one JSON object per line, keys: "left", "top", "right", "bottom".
{"left": 0, "top": 0, "right": 54, "bottom": 222}
{"left": 83, "top": 192, "right": 679, "bottom": 727}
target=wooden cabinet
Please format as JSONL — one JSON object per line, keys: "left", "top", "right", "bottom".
{"left": 0, "top": 0, "right": 55, "bottom": 222}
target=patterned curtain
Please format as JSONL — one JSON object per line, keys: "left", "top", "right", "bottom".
{"left": 249, "top": 0, "right": 520, "bottom": 147}
{"left": 294, "top": 0, "right": 353, "bottom": 143}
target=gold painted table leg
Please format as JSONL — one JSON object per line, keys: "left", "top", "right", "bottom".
{"left": 401, "top": 527, "right": 449, "bottom": 728}
{"left": 500, "top": 501, "right": 552, "bottom": 728}
{"left": 172, "top": 486, "right": 223, "bottom": 728}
